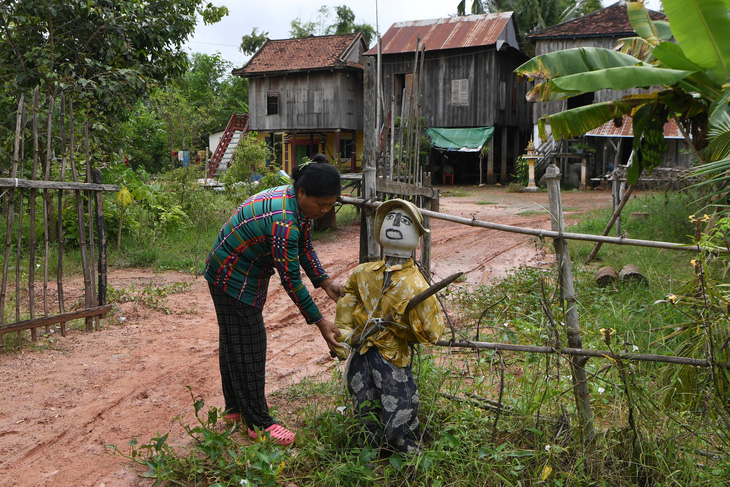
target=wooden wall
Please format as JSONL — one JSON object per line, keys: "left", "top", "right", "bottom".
{"left": 377, "top": 46, "right": 531, "bottom": 129}
{"left": 247, "top": 69, "right": 364, "bottom": 132}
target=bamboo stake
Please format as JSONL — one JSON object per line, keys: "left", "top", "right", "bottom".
{"left": 338, "top": 195, "right": 726, "bottom": 254}
{"left": 43, "top": 96, "right": 54, "bottom": 331}
{"left": 68, "top": 101, "right": 93, "bottom": 332}
{"left": 1, "top": 95, "right": 23, "bottom": 349}
{"left": 16, "top": 96, "right": 26, "bottom": 342}
{"left": 57, "top": 93, "right": 66, "bottom": 336}
{"left": 85, "top": 123, "right": 98, "bottom": 330}
{"left": 93, "top": 169, "right": 108, "bottom": 309}
{"left": 545, "top": 163, "right": 595, "bottom": 444}
{"left": 584, "top": 184, "right": 635, "bottom": 263}
{"left": 30, "top": 88, "right": 39, "bottom": 335}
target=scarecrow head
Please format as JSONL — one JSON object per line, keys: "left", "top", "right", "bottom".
{"left": 374, "top": 199, "right": 429, "bottom": 258}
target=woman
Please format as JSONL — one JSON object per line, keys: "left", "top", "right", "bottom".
{"left": 205, "top": 156, "right": 344, "bottom": 446}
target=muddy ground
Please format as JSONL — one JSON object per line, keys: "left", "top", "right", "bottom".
{"left": 0, "top": 185, "right": 614, "bottom": 486}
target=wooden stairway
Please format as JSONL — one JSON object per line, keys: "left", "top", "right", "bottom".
{"left": 207, "top": 113, "right": 250, "bottom": 178}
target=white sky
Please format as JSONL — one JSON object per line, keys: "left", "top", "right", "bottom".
{"left": 183, "top": 0, "right": 664, "bottom": 68}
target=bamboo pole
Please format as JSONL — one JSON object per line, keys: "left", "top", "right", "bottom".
{"left": 93, "top": 169, "right": 108, "bottom": 309}
{"left": 338, "top": 195, "right": 726, "bottom": 255}
{"left": 0, "top": 179, "right": 119, "bottom": 191}
{"left": 43, "top": 96, "right": 54, "bottom": 332}
{"left": 545, "top": 163, "right": 595, "bottom": 444}
{"left": 584, "top": 184, "right": 635, "bottom": 263}
{"left": 16, "top": 96, "right": 26, "bottom": 342}
{"left": 57, "top": 93, "right": 66, "bottom": 336}
{"left": 1, "top": 95, "right": 23, "bottom": 349}
{"left": 434, "top": 340, "right": 728, "bottom": 368}
{"left": 68, "top": 101, "right": 93, "bottom": 332}
{"left": 30, "top": 88, "right": 39, "bottom": 335}
{"left": 85, "top": 123, "right": 99, "bottom": 330}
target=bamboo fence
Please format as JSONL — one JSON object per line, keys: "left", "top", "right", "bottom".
{"left": 0, "top": 90, "right": 118, "bottom": 350}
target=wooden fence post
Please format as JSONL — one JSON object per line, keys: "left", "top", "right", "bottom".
{"left": 545, "top": 163, "right": 596, "bottom": 445}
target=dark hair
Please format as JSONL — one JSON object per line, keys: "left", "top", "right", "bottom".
{"left": 291, "top": 155, "right": 341, "bottom": 197}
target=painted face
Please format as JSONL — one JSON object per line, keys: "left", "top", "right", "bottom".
{"left": 379, "top": 207, "right": 420, "bottom": 258}
{"left": 297, "top": 188, "right": 337, "bottom": 220}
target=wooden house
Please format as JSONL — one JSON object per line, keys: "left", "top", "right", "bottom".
{"left": 364, "top": 13, "right": 532, "bottom": 185}
{"left": 233, "top": 33, "right": 368, "bottom": 174}
{"left": 527, "top": 2, "right": 689, "bottom": 187}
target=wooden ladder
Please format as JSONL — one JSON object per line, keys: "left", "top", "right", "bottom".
{"left": 207, "top": 113, "right": 250, "bottom": 177}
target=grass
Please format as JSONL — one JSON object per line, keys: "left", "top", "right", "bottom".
{"left": 104, "top": 189, "right": 729, "bottom": 486}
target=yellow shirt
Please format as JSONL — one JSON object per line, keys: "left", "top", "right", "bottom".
{"left": 335, "top": 259, "right": 445, "bottom": 368}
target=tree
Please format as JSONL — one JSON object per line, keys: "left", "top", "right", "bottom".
{"left": 514, "top": 0, "right": 730, "bottom": 188}
{"left": 326, "top": 6, "right": 376, "bottom": 45}
{"left": 240, "top": 28, "right": 269, "bottom": 56}
{"left": 0, "top": 0, "right": 228, "bottom": 125}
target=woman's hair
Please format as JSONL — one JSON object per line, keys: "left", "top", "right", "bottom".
{"left": 291, "top": 154, "right": 341, "bottom": 197}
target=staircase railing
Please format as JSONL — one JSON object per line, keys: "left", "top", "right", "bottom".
{"left": 207, "top": 113, "right": 250, "bottom": 177}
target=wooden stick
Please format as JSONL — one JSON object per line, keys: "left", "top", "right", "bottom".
{"left": 93, "top": 169, "right": 108, "bottom": 309}
{"left": 0, "top": 305, "right": 113, "bottom": 334}
{"left": 43, "top": 96, "right": 54, "bottom": 332}
{"left": 16, "top": 96, "right": 27, "bottom": 342}
{"left": 434, "top": 340, "right": 729, "bottom": 369}
{"left": 584, "top": 184, "right": 635, "bottom": 263}
{"left": 68, "top": 101, "right": 93, "bottom": 332}
{"left": 85, "top": 123, "right": 99, "bottom": 330}
{"left": 57, "top": 93, "right": 66, "bottom": 336}
{"left": 30, "top": 87, "right": 39, "bottom": 334}
{"left": 0, "top": 178, "right": 118, "bottom": 191}
{"left": 1, "top": 95, "right": 23, "bottom": 349}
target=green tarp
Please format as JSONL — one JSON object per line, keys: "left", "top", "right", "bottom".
{"left": 426, "top": 127, "right": 495, "bottom": 152}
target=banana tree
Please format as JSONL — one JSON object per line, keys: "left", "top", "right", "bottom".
{"left": 515, "top": 0, "right": 730, "bottom": 186}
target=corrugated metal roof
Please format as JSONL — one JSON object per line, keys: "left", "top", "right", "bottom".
{"left": 234, "top": 33, "right": 363, "bottom": 76}
{"left": 586, "top": 115, "right": 684, "bottom": 139}
{"left": 365, "top": 12, "right": 516, "bottom": 56}
{"left": 529, "top": 2, "right": 666, "bottom": 40}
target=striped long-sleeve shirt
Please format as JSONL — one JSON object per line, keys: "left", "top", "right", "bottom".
{"left": 204, "top": 185, "right": 329, "bottom": 323}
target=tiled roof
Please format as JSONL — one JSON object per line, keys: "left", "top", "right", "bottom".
{"left": 529, "top": 2, "right": 667, "bottom": 40}
{"left": 365, "top": 12, "right": 518, "bottom": 56}
{"left": 586, "top": 115, "right": 684, "bottom": 139}
{"left": 234, "top": 33, "right": 363, "bottom": 76}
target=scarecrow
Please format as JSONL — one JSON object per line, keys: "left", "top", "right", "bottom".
{"left": 335, "top": 199, "right": 445, "bottom": 454}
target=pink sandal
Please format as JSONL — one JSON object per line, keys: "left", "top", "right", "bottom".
{"left": 248, "top": 424, "right": 296, "bottom": 446}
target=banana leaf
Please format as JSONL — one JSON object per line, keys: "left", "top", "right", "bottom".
{"left": 529, "top": 66, "right": 694, "bottom": 102}
{"left": 516, "top": 47, "right": 641, "bottom": 81}
{"left": 536, "top": 98, "right": 650, "bottom": 142}
{"left": 627, "top": 2, "right": 661, "bottom": 46}
{"left": 663, "top": 0, "right": 730, "bottom": 85}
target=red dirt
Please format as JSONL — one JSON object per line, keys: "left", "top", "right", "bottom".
{"left": 0, "top": 185, "right": 614, "bottom": 486}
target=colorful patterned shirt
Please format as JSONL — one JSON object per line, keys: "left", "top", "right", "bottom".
{"left": 204, "top": 185, "right": 329, "bottom": 323}
{"left": 335, "top": 259, "right": 445, "bottom": 367}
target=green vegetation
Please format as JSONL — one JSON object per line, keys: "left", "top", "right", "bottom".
{"left": 99, "top": 189, "right": 729, "bottom": 485}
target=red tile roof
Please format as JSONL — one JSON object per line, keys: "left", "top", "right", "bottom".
{"left": 586, "top": 115, "right": 684, "bottom": 139}
{"left": 365, "top": 12, "right": 518, "bottom": 56}
{"left": 234, "top": 33, "right": 363, "bottom": 76}
{"left": 529, "top": 2, "right": 667, "bottom": 40}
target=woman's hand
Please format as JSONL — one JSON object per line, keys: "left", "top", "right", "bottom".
{"left": 320, "top": 278, "right": 343, "bottom": 302}
{"left": 316, "top": 318, "right": 344, "bottom": 351}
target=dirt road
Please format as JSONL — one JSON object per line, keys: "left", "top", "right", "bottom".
{"left": 0, "top": 186, "right": 613, "bottom": 486}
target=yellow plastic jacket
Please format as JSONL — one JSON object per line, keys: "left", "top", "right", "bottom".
{"left": 335, "top": 259, "right": 445, "bottom": 368}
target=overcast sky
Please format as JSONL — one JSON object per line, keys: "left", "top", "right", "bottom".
{"left": 182, "top": 0, "right": 664, "bottom": 68}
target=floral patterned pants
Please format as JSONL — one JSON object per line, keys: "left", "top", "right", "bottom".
{"left": 347, "top": 346, "right": 421, "bottom": 453}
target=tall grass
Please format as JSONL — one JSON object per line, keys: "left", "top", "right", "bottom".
{"left": 110, "top": 189, "right": 729, "bottom": 485}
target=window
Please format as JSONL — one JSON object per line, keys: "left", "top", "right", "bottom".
{"left": 267, "top": 92, "right": 279, "bottom": 115}
{"left": 451, "top": 79, "right": 469, "bottom": 106}
{"left": 499, "top": 81, "right": 506, "bottom": 111}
